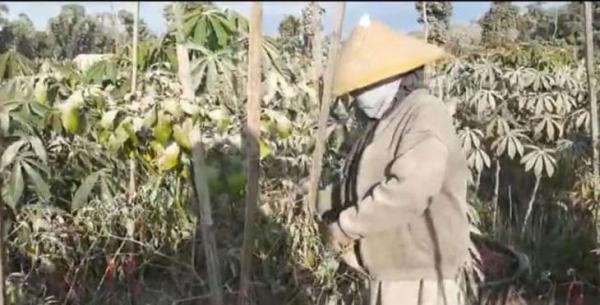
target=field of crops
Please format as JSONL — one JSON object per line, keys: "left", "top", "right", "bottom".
{"left": 1, "top": 2, "right": 600, "bottom": 305}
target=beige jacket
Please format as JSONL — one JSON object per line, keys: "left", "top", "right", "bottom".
{"left": 319, "top": 89, "right": 471, "bottom": 282}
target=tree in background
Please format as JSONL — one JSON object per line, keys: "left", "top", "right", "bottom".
{"left": 118, "top": 9, "right": 154, "bottom": 42}
{"left": 479, "top": 1, "right": 520, "bottom": 48}
{"left": 519, "top": 2, "right": 558, "bottom": 42}
{"left": 48, "top": 4, "right": 114, "bottom": 59}
{"left": 0, "top": 7, "right": 53, "bottom": 59}
{"left": 301, "top": 3, "right": 324, "bottom": 56}
{"left": 415, "top": 1, "right": 453, "bottom": 45}
{"left": 277, "top": 15, "right": 302, "bottom": 54}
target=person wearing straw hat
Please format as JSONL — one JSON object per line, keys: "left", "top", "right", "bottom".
{"left": 317, "top": 15, "right": 471, "bottom": 305}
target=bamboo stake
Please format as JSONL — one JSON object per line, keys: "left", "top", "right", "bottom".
{"left": 422, "top": 1, "right": 430, "bottom": 81}
{"left": 585, "top": 2, "right": 599, "bottom": 190}
{"left": 0, "top": 176, "right": 5, "bottom": 305}
{"left": 131, "top": 1, "right": 139, "bottom": 94}
{"left": 306, "top": 2, "right": 346, "bottom": 216}
{"left": 422, "top": 1, "right": 429, "bottom": 43}
{"left": 311, "top": 2, "right": 323, "bottom": 89}
{"left": 128, "top": 2, "right": 140, "bottom": 204}
{"left": 174, "top": 3, "right": 224, "bottom": 305}
{"left": 238, "top": 3, "right": 262, "bottom": 305}
{"left": 584, "top": 1, "right": 600, "bottom": 279}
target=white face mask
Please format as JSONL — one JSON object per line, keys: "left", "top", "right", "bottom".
{"left": 355, "top": 78, "right": 402, "bottom": 119}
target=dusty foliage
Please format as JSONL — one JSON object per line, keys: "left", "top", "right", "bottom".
{"left": 1, "top": 3, "right": 599, "bottom": 305}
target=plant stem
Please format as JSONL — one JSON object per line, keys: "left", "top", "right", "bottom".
{"left": 238, "top": 3, "right": 262, "bottom": 305}
{"left": 174, "top": 3, "right": 224, "bottom": 305}
{"left": 493, "top": 159, "right": 500, "bottom": 231}
{"left": 522, "top": 176, "right": 541, "bottom": 237}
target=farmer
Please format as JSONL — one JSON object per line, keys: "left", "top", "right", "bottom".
{"left": 317, "top": 15, "right": 471, "bottom": 305}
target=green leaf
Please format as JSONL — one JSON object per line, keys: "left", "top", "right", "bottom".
{"left": 173, "top": 119, "right": 193, "bottom": 150}
{"left": 143, "top": 107, "right": 158, "bottom": 128}
{"left": 157, "top": 142, "right": 181, "bottom": 171}
{"left": 22, "top": 162, "right": 51, "bottom": 202}
{"left": 7, "top": 163, "right": 24, "bottom": 209}
{"left": 533, "top": 155, "right": 544, "bottom": 178}
{"left": 100, "top": 177, "right": 114, "bottom": 204}
{"left": 181, "top": 100, "right": 202, "bottom": 116}
{"left": 1, "top": 139, "right": 27, "bottom": 171}
{"left": 164, "top": 98, "right": 183, "bottom": 117}
{"left": 100, "top": 110, "right": 120, "bottom": 130}
{"left": 60, "top": 106, "right": 81, "bottom": 134}
{"left": 210, "top": 17, "right": 228, "bottom": 47}
{"left": 260, "top": 140, "right": 271, "bottom": 160}
{"left": 34, "top": 81, "right": 48, "bottom": 104}
{"left": 72, "top": 171, "right": 102, "bottom": 211}
{"left": 507, "top": 138, "right": 516, "bottom": 159}
{"left": 153, "top": 111, "right": 173, "bottom": 145}
{"left": 543, "top": 155, "right": 555, "bottom": 178}
{"left": 28, "top": 136, "right": 47, "bottom": 164}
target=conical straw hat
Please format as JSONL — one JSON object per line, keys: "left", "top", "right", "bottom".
{"left": 333, "top": 15, "right": 449, "bottom": 97}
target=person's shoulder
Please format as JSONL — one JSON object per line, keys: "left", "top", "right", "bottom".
{"left": 410, "top": 89, "right": 452, "bottom": 119}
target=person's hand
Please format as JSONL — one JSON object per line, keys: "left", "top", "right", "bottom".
{"left": 326, "top": 221, "right": 354, "bottom": 253}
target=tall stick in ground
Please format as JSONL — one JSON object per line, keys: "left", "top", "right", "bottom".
{"left": 173, "top": 3, "right": 224, "bottom": 305}
{"left": 128, "top": 1, "right": 140, "bottom": 204}
{"left": 238, "top": 3, "right": 262, "bottom": 305}
{"left": 125, "top": 6, "right": 140, "bottom": 302}
{"left": 306, "top": 2, "right": 346, "bottom": 215}
{"left": 0, "top": 176, "right": 5, "bottom": 305}
{"left": 422, "top": 1, "right": 429, "bottom": 81}
{"left": 584, "top": 2, "right": 599, "bottom": 192}
{"left": 131, "top": 2, "right": 139, "bottom": 94}
{"left": 311, "top": 2, "right": 323, "bottom": 90}
{"left": 584, "top": 0, "right": 600, "bottom": 279}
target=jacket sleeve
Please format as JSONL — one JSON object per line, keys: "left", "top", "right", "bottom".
{"left": 337, "top": 130, "right": 449, "bottom": 240}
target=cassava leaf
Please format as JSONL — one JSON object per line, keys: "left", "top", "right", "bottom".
{"left": 72, "top": 171, "right": 102, "bottom": 210}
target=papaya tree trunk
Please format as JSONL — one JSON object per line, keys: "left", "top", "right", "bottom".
{"left": 522, "top": 176, "right": 541, "bottom": 236}
{"left": 174, "top": 3, "right": 223, "bottom": 305}
{"left": 306, "top": 2, "right": 346, "bottom": 216}
{"left": 238, "top": 3, "right": 262, "bottom": 305}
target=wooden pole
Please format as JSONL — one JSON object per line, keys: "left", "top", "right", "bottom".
{"left": 584, "top": 0, "right": 600, "bottom": 279}
{"left": 131, "top": 1, "right": 139, "bottom": 94}
{"left": 306, "top": 2, "right": 346, "bottom": 215}
{"left": 422, "top": 1, "right": 430, "bottom": 81}
{"left": 422, "top": 1, "right": 429, "bottom": 43}
{"left": 311, "top": 2, "right": 323, "bottom": 89}
{"left": 238, "top": 3, "right": 262, "bottom": 305}
{"left": 128, "top": 1, "right": 140, "bottom": 204}
{"left": 174, "top": 3, "right": 224, "bottom": 305}
{"left": 585, "top": 2, "right": 599, "bottom": 188}
{"left": 0, "top": 176, "right": 5, "bottom": 305}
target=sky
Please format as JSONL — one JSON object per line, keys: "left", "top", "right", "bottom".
{"left": 3, "top": 1, "right": 568, "bottom": 38}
